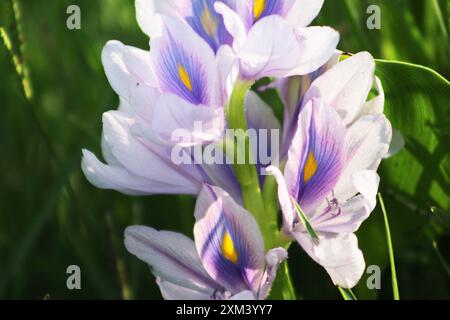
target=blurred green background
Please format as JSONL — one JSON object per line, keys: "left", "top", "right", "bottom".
{"left": 0, "top": 0, "right": 449, "bottom": 300}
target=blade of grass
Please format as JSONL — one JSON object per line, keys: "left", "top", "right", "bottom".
{"left": 432, "top": 241, "right": 450, "bottom": 279}
{"left": 431, "top": 0, "right": 448, "bottom": 38}
{"left": 378, "top": 193, "right": 400, "bottom": 300}
{"left": 106, "top": 212, "right": 133, "bottom": 300}
{"left": 338, "top": 287, "right": 357, "bottom": 300}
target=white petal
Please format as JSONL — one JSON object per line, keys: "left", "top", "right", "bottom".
{"left": 303, "top": 52, "right": 375, "bottom": 125}
{"left": 286, "top": 26, "right": 340, "bottom": 76}
{"left": 135, "top": 0, "right": 192, "bottom": 38}
{"left": 295, "top": 232, "right": 365, "bottom": 288}
{"left": 314, "top": 170, "right": 380, "bottom": 233}
{"left": 238, "top": 16, "right": 303, "bottom": 79}
{"left": 334, "top": 114, "right": 392, "bottom": 200}
{"left": 285, "top": 0, "right": 325, "bottom": 28}
{"left": 102, "top": 40, "right": 158, "bottom": 102}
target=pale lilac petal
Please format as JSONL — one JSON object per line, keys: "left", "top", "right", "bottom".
{"left": 151, "top": 16, "right": 220, "bottom": 106}
{"left": 82, "top": 149, "right": 178, "bottom": 195}
{"left": 102, "top": 111, "right": 202, "bottom": 192}
{"left": 258, "top": 247, "right": 288, "bottom": 299}
{"left": 285, "top": 26, "right": 339, "bottom": 76}
{"left": 135, "top": 0, "right": 192, "bottom": 38}
{"left": 157, "top": 278, "right": 213, "bottom": 300}
{"left": 101, "top": 40, "right": 159, "bottom": 106}
{"left": 313, "top": 171, "right": 380, "bottom": 233}
{"left": 138, "top": 93, "right": 225, "bottom": 146}
{"left": 334, "top": 114, "right": 392, "bottom": 200}
{"left": 124, "top": 226, "right": 218, "bottom": 294}
{"left": 295, "top": 232, "right": 365, "bottom": 288}
{"left": 194, "top": 185, "right": 265, "bottom": 295}
{"left": 303, "top": 52, "right": 376, "bottom": 125}
{"left": 284, "top": 98, "right": 346, "bottom": 214}
{"left": 238, "top": 15, "right": 303, "bottom": 79}
{"left": 285, "top": 0, "right": 324, "bottom": 28}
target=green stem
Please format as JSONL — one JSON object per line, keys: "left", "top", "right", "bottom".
{"left": 226, "top": 79, "right": 276, "bottom": 248}
{"left": 339, "top": 287, "right": 357, "bottom": 300}
{"left": 269, "top": 261, "right": 297, "bottom": 300}
{"left": 227, "top": 80, "right": 296, "bottom": 299}
{"left": 378, "top": 193, "right": 400, "bottom": 300}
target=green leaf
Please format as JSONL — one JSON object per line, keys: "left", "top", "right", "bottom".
{"left": 376, "top": 60, "right": 450, "bottom": 220}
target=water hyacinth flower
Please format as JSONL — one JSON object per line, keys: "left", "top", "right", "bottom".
{"left": 136, "top": 0, "right": 339, "bottom": 81}
{"left": 124, "top": 185, "right": 287, "bottom": 300}
{"left": 268, "top": 89, "right": 392, "bottom": 288}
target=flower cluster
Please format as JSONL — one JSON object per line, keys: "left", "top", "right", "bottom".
{"left": 82, "top": 0, "right": 393, "bottom": 299}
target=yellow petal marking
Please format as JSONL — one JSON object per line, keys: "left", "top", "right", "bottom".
{"left": 254, "top": 0, "right": 266, "bottom": 20}
{"left": 178, "top": 64, "right": 193, "bottom": 91}
{"left": 201, "top": 7, "right": 218, "bottom": 37}
{"left": 222, "top": 232, "right": 238, "bottom": 264}
{"left": 304, "top": 151, "right": 318, "bottom": 183}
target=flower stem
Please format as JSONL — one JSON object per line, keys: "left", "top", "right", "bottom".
{"left": 226, "top": 79, "right": 277, "bottom": 249}
{"left": 269, "top": 261, "right": 297, "bottom": 300}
